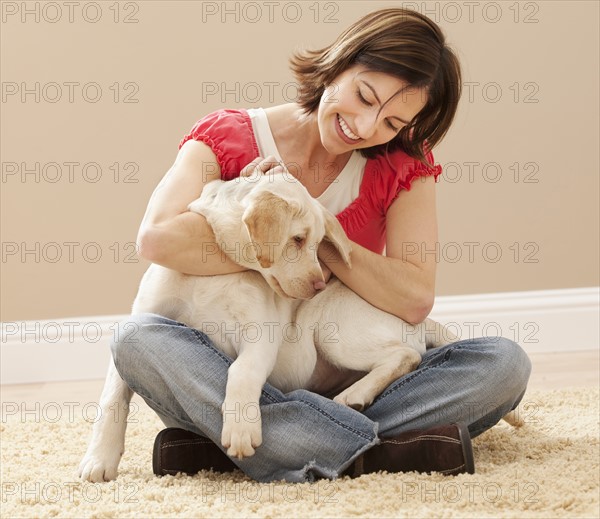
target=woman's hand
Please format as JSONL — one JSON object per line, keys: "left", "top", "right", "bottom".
{"left": 317, "top": 175, "right": 438, "bottom": 324}
{"left": 240, "top": 155, "right": 285, "bottom": 177}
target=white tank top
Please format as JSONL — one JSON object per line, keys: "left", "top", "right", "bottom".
{"left": 247, "top": 107, "right": 366, "bottom": 215}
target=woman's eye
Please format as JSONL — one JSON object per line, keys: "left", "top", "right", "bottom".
{"left": 356, "top": 90, "right": 400, "bottom": 133}
{"left": 357, "top": 89, "right": 399, "bottom": 132}
{"left": 357, "top": 90, "right": 372, "bottom": 106}
{"left": 386, "top": 120, "right": 399, "bottom": 132}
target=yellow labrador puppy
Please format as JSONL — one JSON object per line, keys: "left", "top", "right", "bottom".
{"left": 78, "top": 170, "right": 458, "bottom": 482}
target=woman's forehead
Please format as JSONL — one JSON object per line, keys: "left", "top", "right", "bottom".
{"left": 352, "top": 68, "right": 428, "bottom": 113}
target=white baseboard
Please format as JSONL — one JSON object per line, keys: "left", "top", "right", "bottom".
{"left": 428, "top": 286, "right": 599, "bottom": 355}
{"left": 1, "top": 315, "right": 125, "bottom": 385}
{"left": 2, "top": 287, "right": 598, "bottom": 385}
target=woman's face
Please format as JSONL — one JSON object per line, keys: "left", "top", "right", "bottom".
{"left": 317, "top": 64, "right": 428, "bottom": 155}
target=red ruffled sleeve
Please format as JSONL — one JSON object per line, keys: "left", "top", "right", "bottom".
{"left": 179, "top": 109, "right": 259, "bottom": 180}
{"left": 370, "top": 148, "right": 442, "bottom": 215}
{"left": 336, "top": 148, "right": 442, "bottom": 254}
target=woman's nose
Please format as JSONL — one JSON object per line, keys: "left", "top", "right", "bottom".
{"left": 353, "top": 114, "right": 377, "bottom": 140}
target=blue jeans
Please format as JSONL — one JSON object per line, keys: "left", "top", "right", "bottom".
{"left": 111, "top": 313, "right": 531, "bottom": 483}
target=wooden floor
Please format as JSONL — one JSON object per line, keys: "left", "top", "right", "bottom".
{"left": 1, "top": 351, "right": 598, "bottom": 404}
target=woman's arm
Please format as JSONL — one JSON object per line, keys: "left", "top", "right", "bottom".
{"left": 319, "top": 175, "right": 438, "bottom": 324}
{"left": 137, "top": 140, "right": 268, "bottom": 275}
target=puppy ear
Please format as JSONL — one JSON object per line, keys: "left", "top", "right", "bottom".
{"left": 243, "top": 192, "right": 292, "bottom": 268}
{"left": 323, "top": 210, "right": 352, "bottom": 267}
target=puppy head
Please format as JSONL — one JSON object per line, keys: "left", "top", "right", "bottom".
{"left": 242, "top": 176, "right": 352, "bottom": 299}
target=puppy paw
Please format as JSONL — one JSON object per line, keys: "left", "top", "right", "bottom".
{"left": 221, "top": 402, "right": 262, "bottom": 459}
{"left": 333, "top": 390, "right": 371, "bottom": 412}
{"left": 78, "top": 446, "right": 122, "bottom": 482}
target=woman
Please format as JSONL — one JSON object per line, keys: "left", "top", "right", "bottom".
{"left": 112, "top": 8, "right": 531, "bottom": 482}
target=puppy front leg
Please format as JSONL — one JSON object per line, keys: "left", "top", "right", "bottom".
{"left": 78, "top": 358, "right": 133, "bottom": 482}
{"left": 221, "top": 340, "right": 278, "bottom": 459}
{"left": 332, "top": 347, "right": 421, "bottom": 411}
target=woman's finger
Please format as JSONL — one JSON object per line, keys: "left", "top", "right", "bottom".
{"left": 258, "top": 156, "right": 280, "bottom": 173}
{"left": 240, "top": 155, "right": 280, "bottom": 177}
{"left": 240, "top": 156, "right": 265, "bottom": 177}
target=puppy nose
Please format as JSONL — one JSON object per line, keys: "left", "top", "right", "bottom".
{"left": 313, "top": 280, "right": 327, "bottom": 291}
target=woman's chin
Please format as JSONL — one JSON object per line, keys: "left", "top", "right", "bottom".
{"left": 321, "top": 134, "right": 352, "bottom": 155}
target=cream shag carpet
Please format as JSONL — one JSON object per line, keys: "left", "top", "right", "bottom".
{"left": 1, "top": 387, "right": 599, "bottom": 518}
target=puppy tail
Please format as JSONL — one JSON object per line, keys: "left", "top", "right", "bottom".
{"left": 503, "top": 408, "right": 525, "bottom": 428}
{"left": 423, "top": 318, "right": 460, "bottom": 349}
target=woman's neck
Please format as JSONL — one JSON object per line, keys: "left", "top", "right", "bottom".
{"left": 264, "top": 103, "right": 352, "bottom": 170}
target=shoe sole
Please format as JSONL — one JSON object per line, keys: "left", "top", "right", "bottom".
{"left": 456, "top": 422, "right": 476, "bottom": 474}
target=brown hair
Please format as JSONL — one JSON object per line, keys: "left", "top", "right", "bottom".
{"left": 289, "top": 8, "right": 462, "bottom": 165}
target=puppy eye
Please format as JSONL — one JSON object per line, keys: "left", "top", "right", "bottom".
{"left": 293, "top": 236, "right": 305, "bottom": 246}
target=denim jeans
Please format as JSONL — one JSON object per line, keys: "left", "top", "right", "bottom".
{"left": 111, "top": 313, "right": 531, "bottom": 483}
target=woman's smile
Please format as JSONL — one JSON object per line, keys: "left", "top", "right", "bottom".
{"left": 335, "top": 113, "right": 362, "bottom": 144}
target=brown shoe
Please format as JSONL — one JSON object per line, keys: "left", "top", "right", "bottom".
{"left": 345, "top": 423, "right": 475, "bottom": 477}
{"left": 153, "top": 428, "right": 237, "bottom": 476}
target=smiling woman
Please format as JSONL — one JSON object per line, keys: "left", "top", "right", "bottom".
{"left": 80, "top": 7, "right": 531, "bottom": 484}
{"left": 289, "top": 8, "right": 461, "bottom": 162}
{"left": 316, "top": 65, "right": 429, "bottom": 153}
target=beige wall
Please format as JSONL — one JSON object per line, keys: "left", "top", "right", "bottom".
{"left": 1, "top": 0, "right": 598, "bottom": 321}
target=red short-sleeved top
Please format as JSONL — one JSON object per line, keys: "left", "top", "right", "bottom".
{"left": 179, "top": 109, "right": 442, "bottom": 254}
